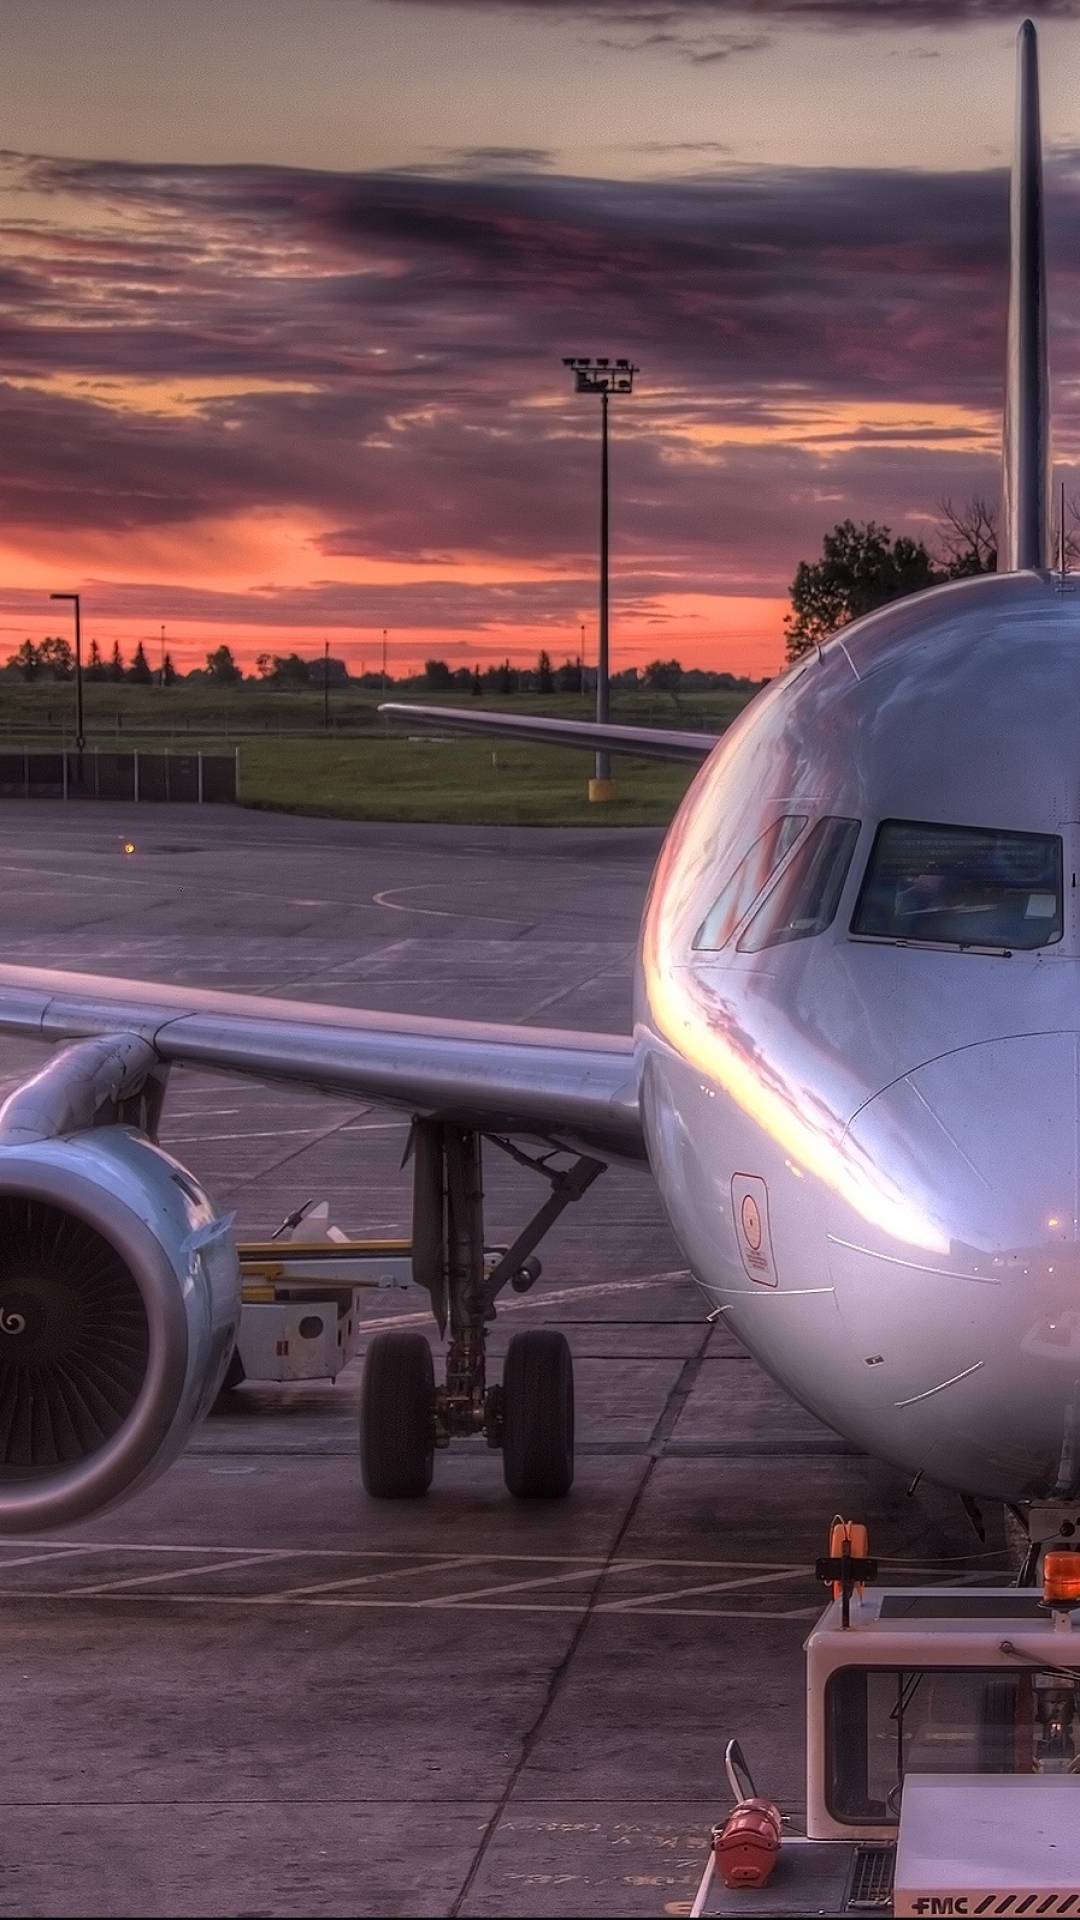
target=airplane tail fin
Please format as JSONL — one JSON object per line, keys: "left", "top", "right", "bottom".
{"left": 1002, "top": 17, "right": 1051, "bottom": 571}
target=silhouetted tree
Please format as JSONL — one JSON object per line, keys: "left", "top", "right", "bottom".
{"left": 128, "top": 642, "right": 153, "bottom": 685}
{"left": 936, "top": 496, "right": 998, "bottom": 576}
{"left": 86, "top": 639, "right": 105, "bottom": 682}
{"left": 270, "top": 653, "right": 310, "bottom": 687}
{"left": 556, "top": 657, "right": 583, "bottom": 693}
{"left": 38, "top": 636, "right": 74, "bottom": 680}
{"left": 109, "top": 641, "right": 126, "bottom": 682}
{"left": 8, "top": 640, "right": 38, "bottom": 681}
{"left": 206, "top": 644, "right": 241, "bottom": 685}
{"left": 424, "top": 659, "right": 453, "bottom": 691}
{"left": 536, "top": 650, "right": 554, "bottom": 694}
{"left": 487, "top": 660, "right": 519, "bottom": 695}
{"left": 642, "top": 658, "right": 682, "bottom": 692}
{"left": 785, "top": 520, "right": 943, "bottom": 662}
{"left": 162, "top": 652, "right": 177, "bottom": 686}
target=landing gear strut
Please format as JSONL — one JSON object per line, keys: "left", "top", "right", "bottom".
{"left": 359, "top": 1122, "right": 602, "bottom": 1500}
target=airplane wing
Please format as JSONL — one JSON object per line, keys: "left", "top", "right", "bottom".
{"left": 0, "top": 963, "right": 645, "bottom": 1164}
{"left": 379, "top": 701, "right": 718, "bottom": 764}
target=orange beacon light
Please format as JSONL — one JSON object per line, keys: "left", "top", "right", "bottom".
{"left": 1043, "top": 1550, "right": 1080, "bottom": 1607}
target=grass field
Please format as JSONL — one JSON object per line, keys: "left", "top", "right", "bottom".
{"left": 0, "top": 682, "right": 756, "bottom": 824}
{"left": 239, "top": 735, "right": 698, "bottom": 825}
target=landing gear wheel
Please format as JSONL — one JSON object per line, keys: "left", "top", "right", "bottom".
{"left": 501, "top": 1329, "right": 574, "bottom": 1499}
{"left": 360, "top": 1331, "right": 435, "bottom": 1498}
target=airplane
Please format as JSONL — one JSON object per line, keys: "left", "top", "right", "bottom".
{"left": 0, "top": 20, "right": 1073, "bottom": 1567}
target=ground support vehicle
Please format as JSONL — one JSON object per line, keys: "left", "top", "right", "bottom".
{"left": 694, "top": 1572, "right": 1080, "bottom": 1917}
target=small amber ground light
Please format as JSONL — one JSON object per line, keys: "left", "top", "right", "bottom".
{"left": 123, "top": 842, "right": 135, "bottom": 855}
{"left": 1043, "top": 1551, "right": 1080, "bottom": 1605}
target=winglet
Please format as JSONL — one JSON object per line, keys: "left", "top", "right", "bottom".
{"left": 1002, "top": 18, "right": 1050, "bottom": 572}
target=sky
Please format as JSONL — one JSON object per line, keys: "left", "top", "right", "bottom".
{"left": 3, "top": 3, "right": 1080, "bottom": 678}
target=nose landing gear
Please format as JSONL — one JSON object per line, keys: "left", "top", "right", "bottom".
{"left": 359, "top": 1122, "right": 602, "bottom": 1501}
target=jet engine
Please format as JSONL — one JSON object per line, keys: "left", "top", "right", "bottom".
{"left": 0, "top": 1036, "right": 240, "bottom": 1532}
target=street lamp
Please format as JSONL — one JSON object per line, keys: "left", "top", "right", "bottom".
{"left": 50, "top": 591, "right": 84, "bottom": 751}
{"left": 563, "top": 356, "right": 639, "bottom": 801}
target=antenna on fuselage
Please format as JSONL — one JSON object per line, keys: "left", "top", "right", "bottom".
{"left": 1002, "top": 18, "right": 1050, "bottom": 572}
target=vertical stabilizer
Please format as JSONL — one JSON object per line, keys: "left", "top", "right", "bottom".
{"left": 1002, "top": 18, "right": 1050, "bottom": 571}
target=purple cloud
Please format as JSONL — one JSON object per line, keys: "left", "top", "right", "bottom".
{"left": 0, "top": 143, "right": 1076, "bottom": 642}
{"left": 372, "top": 0, "right": 1080, "bottom": 24}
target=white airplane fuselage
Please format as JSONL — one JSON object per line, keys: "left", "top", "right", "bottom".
{"left": 636, "top": 568, "right": 1080, "bottom": 1503}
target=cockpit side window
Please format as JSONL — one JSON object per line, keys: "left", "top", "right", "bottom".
{"left": 737, "top": 816, "right": 861, "bottom": 953}
{"left": 850, "top": 820, "right": 1063, "bottom": 951}
{"left": 692, "top": 815, "right": 807, "bottom": 951}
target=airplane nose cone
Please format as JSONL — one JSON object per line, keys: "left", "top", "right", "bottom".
{"left": 829, "top": 1032, "right": 1080, "bottom": 1500}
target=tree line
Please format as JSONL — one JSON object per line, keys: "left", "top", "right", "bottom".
{"left": 4, "top": 640, "right": 763, "bottom": 695}
{"left": 420, "top": 654, "right": 749, "bottom": 696}
{"left": 7, "top": 637, "right": 177, "bottom": 683}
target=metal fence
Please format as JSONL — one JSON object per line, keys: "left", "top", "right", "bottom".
{"left": 0, "top": 750, "right": 239, "bottom": 803}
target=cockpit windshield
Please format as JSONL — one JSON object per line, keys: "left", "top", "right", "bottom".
{"left": 692, "top": 815, "right": 807, "bottom": 951}
{"left": 851, "top": 820, "right": 1063, "bottom": 951}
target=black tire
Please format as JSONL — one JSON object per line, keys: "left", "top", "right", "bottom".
{"left": 360, "top": 1331, "right": 435, "bottom": 1498}
{"left": 501, "top": 1329, "right": 574, "bottom": 1499}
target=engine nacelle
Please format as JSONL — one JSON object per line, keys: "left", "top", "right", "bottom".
{"left": 0, "top": 1125, "right": 240, "bottom": 1531}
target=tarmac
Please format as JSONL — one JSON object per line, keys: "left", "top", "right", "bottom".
{"left": 0, "top": 803, "right": 1009, "bottom": 1918}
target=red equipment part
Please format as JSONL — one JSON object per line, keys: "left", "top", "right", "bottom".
{"left": 714, "top": 1796, "right": 782, "bottom": 1889}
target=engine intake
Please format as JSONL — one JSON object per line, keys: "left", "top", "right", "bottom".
{"left": 0, "top": 1039, "right": 240, "bottom": 1531}
{"left": 0, "top": 1197, "right": 149, "bottom": 1467}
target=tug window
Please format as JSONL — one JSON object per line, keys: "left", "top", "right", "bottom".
{"left": 826, "top": 1664, "right": 1073, "bottom": 1825}
{"left": 692, "top": 815, "right": 807, "bottom": 951}
{"left": 737, "top": 817, "right": 860, "bottom": 953}
{"left": 851, "top": 820, "right": 1063, "bottom": 951}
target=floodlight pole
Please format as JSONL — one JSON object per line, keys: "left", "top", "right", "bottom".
{"left": 50, "top": 591, "right": 84, "bottom": 750}
{"left": 598, "top": 386, "right": 609, "bottom": 767}
{"left": 562, "top": 356, "right": 639, "bottom": 801}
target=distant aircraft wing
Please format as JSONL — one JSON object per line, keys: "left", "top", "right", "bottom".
{"left": 379, "top": 702, "right": 718, "bottom": 764}
{"left": 0, "top": 965, "right": 645, "bottom": 1164}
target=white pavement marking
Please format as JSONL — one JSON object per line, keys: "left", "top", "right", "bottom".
{"left": 269, "top": 1554, "right": 478, "bottom": 1601}
{"left": 600, "top": 1567, "right": 807, "bottom": 1611}
{"left": 166, "top": 1127, "right": 329, "bottom": 1143}
{"left": 0, "top": 1545, "right": 821, "bottom": 1570}
{"left": 0, "top": 1542, "right": 829, "bottom": 1621}
{"left": 0, "top": 1590, "right": 823, "bottom": 1622}
{"left": 370, "top": 885, "right": 520, "bottom": 928}
{"left": 415, "top": 1560, "right": 649, "bottom": 1607}
{"left": 0, "top": 1541, "right": 980, "bottom": 1623}
{"left": 69, "top": 1548, "right": 302, "bottom": 1595}
{"left": 371, "top": 886, "right": 455, "bottom": 919}
{"left": 0, "top": 1543, "right": 108, "bottom": 1572}
{"left": 355, "top": 1271, "right": 692, "bottom": 1333}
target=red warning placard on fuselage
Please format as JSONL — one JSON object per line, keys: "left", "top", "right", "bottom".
{"left": 731, "top": 1174, "right": 778, "bottom": 1286}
